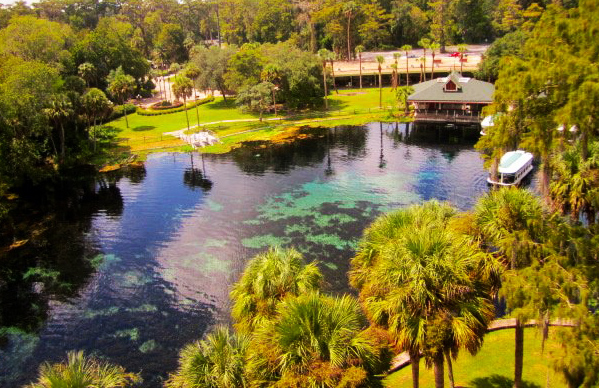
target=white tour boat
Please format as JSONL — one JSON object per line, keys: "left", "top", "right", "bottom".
{"left": 487, "top": 150, "right": 534, "bottom": 186}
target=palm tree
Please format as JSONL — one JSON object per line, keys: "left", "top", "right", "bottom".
{"left": 329, "top": 51, "right": 339, "bottom": 94}
{"left": 430, "top": 42, "right": 441, "bottom": 80}
{"left": 350, "top": 201, "right": 500, "bottom": 388}
{"left": 343, "top": 2, "right": 357, "bottom": 60}
{"left": 457, "top": 44, "right": 468, "bottom": 74}
{"left": 391, "top": 63, "right": 398, "bottom": 90}
{"left": 393, "top": 52, "right": 401, "bottom": 88}
{"left": 78, "top": 62, "right": 96, "bottom": 88}
{"left": 82, "top": 88, "right": 112, "bottom": 151}
{"left": 27, "top": 350, "right": 140, "bottom": 387}
{"left": 230, "top": 246, "right": 322, "bottom": 334}
{"left": 44, "top": 94, "right": 73, "bottom": 162}
{"left": 183, "top": 64, "right": 202, "bottom": 127}
{"left": 318, "top": 49, "right": 333, "bottom": 110}
{"left": 355, "top": 44, "right": 365, "bottom": 89}
{"left": 376, "top": 55, "right": 385, "bottom": 108}
{"left": 550, "top": 144, "right": 599, "bottom": 223}
{"left": 473, "top": 187, "right": 549, "bottom": 388}
{"left": 107, "top": 66, "right": 135, "bottom": 129}
{"left": 172, "top": 75, "right": 194, "bottom": 131}
{"left": 261, "top": 64, "right": 282, "bottom": 116}
{"left": 401, "top": 45, "right": 412, "bottom": 86}
{"left": 247, "top": 292, "right": 389, "bottom": 387}
{"left": 166, "top": 326, "right": 249, "bottom": 388}
{"left": 397, "top": 85, "right": 414, "bottom": 114}
{"left": 418, "top": 38, "right": 431, "bottom": 81}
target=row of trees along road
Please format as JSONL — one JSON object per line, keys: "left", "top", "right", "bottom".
{"left": 31, "top": 187, "right": 597, "bottom": 387}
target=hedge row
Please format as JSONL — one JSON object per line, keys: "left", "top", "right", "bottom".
{"left": 108, "top": 104, "right": 137, "bottom": 121}
{"left": 137, "top": 96, "right": 215, "bottom": 116}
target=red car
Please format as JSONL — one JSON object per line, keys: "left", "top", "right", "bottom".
{"left": 450, "top": 52, "right": 461, "bottom": 57}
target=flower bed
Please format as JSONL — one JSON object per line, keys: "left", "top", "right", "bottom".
{"left": 150, "top": 101, "right": 184, "bottom": 110}
{"left": 137, "top": 96, "right": 215, "bottom": 116}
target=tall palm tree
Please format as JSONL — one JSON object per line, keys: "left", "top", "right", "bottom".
{"left": 261, "top": 64, "right": 282, "bottom": 116}
{"left": 417, "top": 38, "right": 431, "bottom": 81}
{"left": 430, "top": 42, "right": 441, "bottom": 80}
{"left": 457, "top": 44, "right": 468, "bottom": 74}
{"left": 355, "top": 45, "right": 365, "bottom": 89}
{"left": 350, "top": 201, "right": 500, "bottom": 388}
{"left": 329, "top": 51, "right": 339, "bottom": 94}
{"left": 172, "top": 75, "right": 194, "bottom": 131}
{"left": 473, "top": 187, "right": 549, "bottom": 388}
{"left": 247, "top": 292, "right": 389, "bottom": 387}
{"left": 44, "top": 94, "right": 73, "bottom": 162}
{"left": 391, "top": 63, "right": 398, "bottom": 90}
{"left": 82, "top": 88, "right": 112, "bottom": 152}
{"left": 393, "top": 52, "right": 401, "bottom": 88}
{"left": 318, "top": 49, "right": 333, "bottom": 110}
{"left": 401, "top": 44, "right": 412, "bottom": 86}
{"left": 166, "top": 326, "right": 249, "bottom": 388}
{"left": 230, "top": 246, "right": 323, "bottom": 334}
{"left": 107, "top": 67, "right": 135, "bottom": 129}
{"left": 28, "top": 350, "right": 139, "bottom": 387}
{"left": 376, "top": 55, "right": 385, "bottom": 108}
{"left": 183, "top": 64, "right": 202, "bottom": 127}
{"left": 343, "top": 2, "right": 357, "bottom": 60}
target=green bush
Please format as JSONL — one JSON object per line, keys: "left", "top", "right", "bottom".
{"left": 108, "top": 104, "right": 137, "bottom": 121}
{"left": 137, "top": 96, "right": 214, "bottom": 116}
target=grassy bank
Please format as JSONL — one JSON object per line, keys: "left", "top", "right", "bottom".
{"left": 383, "top": 328, "right": 567, "bottom": 387}
{"left": 105, "top": 87, "right": 403, "bottom": 158}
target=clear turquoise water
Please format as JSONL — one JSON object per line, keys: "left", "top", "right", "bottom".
{"left": 0, "top": 122, "right": 490, "bottom": 386}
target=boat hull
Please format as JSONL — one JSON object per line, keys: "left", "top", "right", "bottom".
{"left": 487, "top": 164, "right": 533, "bottom": 186}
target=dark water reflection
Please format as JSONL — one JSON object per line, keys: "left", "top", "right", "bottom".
{"left": 1, "top": 122, "right": 491, "bottom": 386}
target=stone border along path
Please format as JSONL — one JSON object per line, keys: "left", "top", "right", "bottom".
{"left": 389, "top": 318, "right": 577, "bottom": 373}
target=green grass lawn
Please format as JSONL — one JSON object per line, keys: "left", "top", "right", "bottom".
{"left": 100, "top": 87, "right": 403, "bottom": 161}
{"left": 383, "top": 328, "right": 567, "bottom": 388}
{"left": 107, "top": 87, "right": 398, "bottom": 141}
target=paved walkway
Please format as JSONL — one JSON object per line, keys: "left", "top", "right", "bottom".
{"left": 389, "top": 318, "right": 577, "bottom": 372}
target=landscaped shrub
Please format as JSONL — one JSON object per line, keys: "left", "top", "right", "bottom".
{"left": 150, "top": 100, "right": 184, "bottom": 110}
{"left": 137, "top": 96, "right": 214, "bottom": 116}
{"left": 108, "top": 104, "right": 137, "bottom": 121}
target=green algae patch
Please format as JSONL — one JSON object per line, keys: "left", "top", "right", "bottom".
{"left": 206, "top": 200, "right": 223, "bottom": 212}
{"left": 313, "top": 213, "right": 356, "bottom": 228}
{"left": 128, "top": 304, "right": 158, "bottom": 313}
{"left": 242, "top": 234, "right": 292, "bottom": 249}
{"left": 139, "top": 339, "right": 159, "bottom": 353}
{"left": 323, "top": 262, "right": 339, "bottom": 271}
{"left": 85, "top": 306, "right": 121, "bottom": 319}
{"left": 306, "top": 233, "right": 350, "bottom": 250}
{"left": 285, "top": 224, "right": 312, "bottom": 235}
{"left": 203, "top": 238, "right": 228, "bottom": 248}
{"left": 113, "top": 328, "right": 140, "bottom": 341}
{"left": 200, "top": 253, "right": 230, "bottom": 274}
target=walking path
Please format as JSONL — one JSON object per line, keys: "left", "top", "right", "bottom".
{"left": 389, "top": 318, "right": 577, "bottom": 372}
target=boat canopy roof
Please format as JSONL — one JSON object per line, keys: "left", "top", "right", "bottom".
{"left": 481, "top": 113, "right": 502, "bottom": 128}
{"left": 498, "top": 150, "right": 533, "bottom": 174}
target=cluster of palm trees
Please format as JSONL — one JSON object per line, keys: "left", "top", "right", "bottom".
{"left": 28, "top": 188, "right": 595, "bottom": 387}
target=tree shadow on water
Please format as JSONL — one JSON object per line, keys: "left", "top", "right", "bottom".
{"left": 470, "top": 375, "right": 541, "bottom": 388}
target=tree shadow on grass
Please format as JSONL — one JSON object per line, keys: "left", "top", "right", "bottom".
{"left": 132, "top": 125, "right": 156, "bottom": 132}
{"left": 203, "top": 97, "right": 237, "bottom": 110}
{"left": 469, "top": 375, "right": 541, "bottom": 388}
